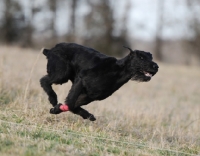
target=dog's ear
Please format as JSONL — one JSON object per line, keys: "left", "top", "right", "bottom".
{"left": 147, "top": 52, "right": 153, "bottom": 60}
{"left": 123, "top": 46, "right": 136, "bottom": 57}
{"left": 123, "top": 46, "right": 133, "bottom": 52}
{"left": 131, "top": 50, "right": 142, "bottom": 57}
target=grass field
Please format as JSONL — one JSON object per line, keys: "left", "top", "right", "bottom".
{"left": 0, "top": 46, "right": 200, "bottom": 156}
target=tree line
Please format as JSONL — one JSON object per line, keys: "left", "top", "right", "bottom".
{"left": 0, "top": 0, "right": 130, "bottom": 56}
{"left": 0, "top": 0, "right": 200, "bottom": 65}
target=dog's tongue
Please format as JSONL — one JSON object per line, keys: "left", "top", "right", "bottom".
{"left": 144, "top": 71, "right": 152, "bottom": 77}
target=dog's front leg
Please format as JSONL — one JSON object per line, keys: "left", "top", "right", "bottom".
{"left": 40, "top": 75, "right": 58, "bottom": 106}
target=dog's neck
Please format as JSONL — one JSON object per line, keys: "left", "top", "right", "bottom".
{"left": 116, "top": 54, "right": 135, "bottom": 82}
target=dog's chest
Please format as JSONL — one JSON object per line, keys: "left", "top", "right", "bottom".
{"left": 83, "top": 74, "right": 126, "bottom": 100}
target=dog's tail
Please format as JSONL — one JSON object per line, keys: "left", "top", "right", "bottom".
{"left": 43, "top": 49, "right": 50, "bottom": 56}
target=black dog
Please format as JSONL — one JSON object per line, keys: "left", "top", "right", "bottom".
{"left": 40, "top": 43, "right": 159, "bottom": 121}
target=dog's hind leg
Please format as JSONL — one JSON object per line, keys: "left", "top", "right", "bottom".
{"left": 49, "top": 77, "right": 83, "bottom": 114}
{"left": 65, "top": 78, "right": 84, "bottom": 110}
{"left": 50, "top": 78, "right": 96, "bottom": 121}
{"left": 50, "top": 104, "right": 96, "bottom": 121}
{"left": 69, "top": 94, "right": 95, "bottom": 121}
{"left": 40, "top": 75, "right": 57, "bottom": 106}
{"left": 72, "top": 107, "right": 96, "bottom": 121}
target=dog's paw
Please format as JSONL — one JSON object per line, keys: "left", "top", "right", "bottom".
{"left": 88, "top": 115, "right": 96, "bottom": 121}
{"left": 50, "top": 104, "right": 63, "bottom": 114}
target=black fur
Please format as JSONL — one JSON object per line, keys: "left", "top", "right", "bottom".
{"left": 40, "top": 43, "right": 159, "bottom": 121}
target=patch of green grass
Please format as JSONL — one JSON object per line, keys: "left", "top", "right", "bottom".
{"left": 0, "top": 140, "right": 14, "bottom": 151}
{"left": 24, "top": 144, "right": 40, "bottom": 156}
{"left": 0, "top": 119, "right": 200, "bottom": 156}
{"left": 0, "top": 85, "right": 22, "bottom": 105}
{"left": 178, "top": 146, "right": 199, "bottom": 155}
{"left": 107, "top": 147, "right": 121, "bottom": 154}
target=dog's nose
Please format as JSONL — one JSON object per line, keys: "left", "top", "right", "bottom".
{"left": 153, "top": 63, "right": 159, "bottom": 69}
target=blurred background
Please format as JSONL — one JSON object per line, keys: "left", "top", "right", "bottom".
{"left": 0, "top": 0, "right": 200, "bottom": 65}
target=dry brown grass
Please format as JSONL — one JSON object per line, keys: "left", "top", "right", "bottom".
{"left": 0, "top": 46, "right": 200, "bottom": 156}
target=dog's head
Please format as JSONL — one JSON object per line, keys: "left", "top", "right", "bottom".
{"left": 124, "top": 46, "right": 159, "bottom": 82}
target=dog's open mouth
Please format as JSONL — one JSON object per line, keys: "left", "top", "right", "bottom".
{"left": 140, "top": 71, "right": 156, "bottom": 78}
{"left": 144, "top": 71, "right": 153, "bottom": 77}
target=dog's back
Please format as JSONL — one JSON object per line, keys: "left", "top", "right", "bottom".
{"left": 43, "top": 43, "right": 112, "bottom": 84}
